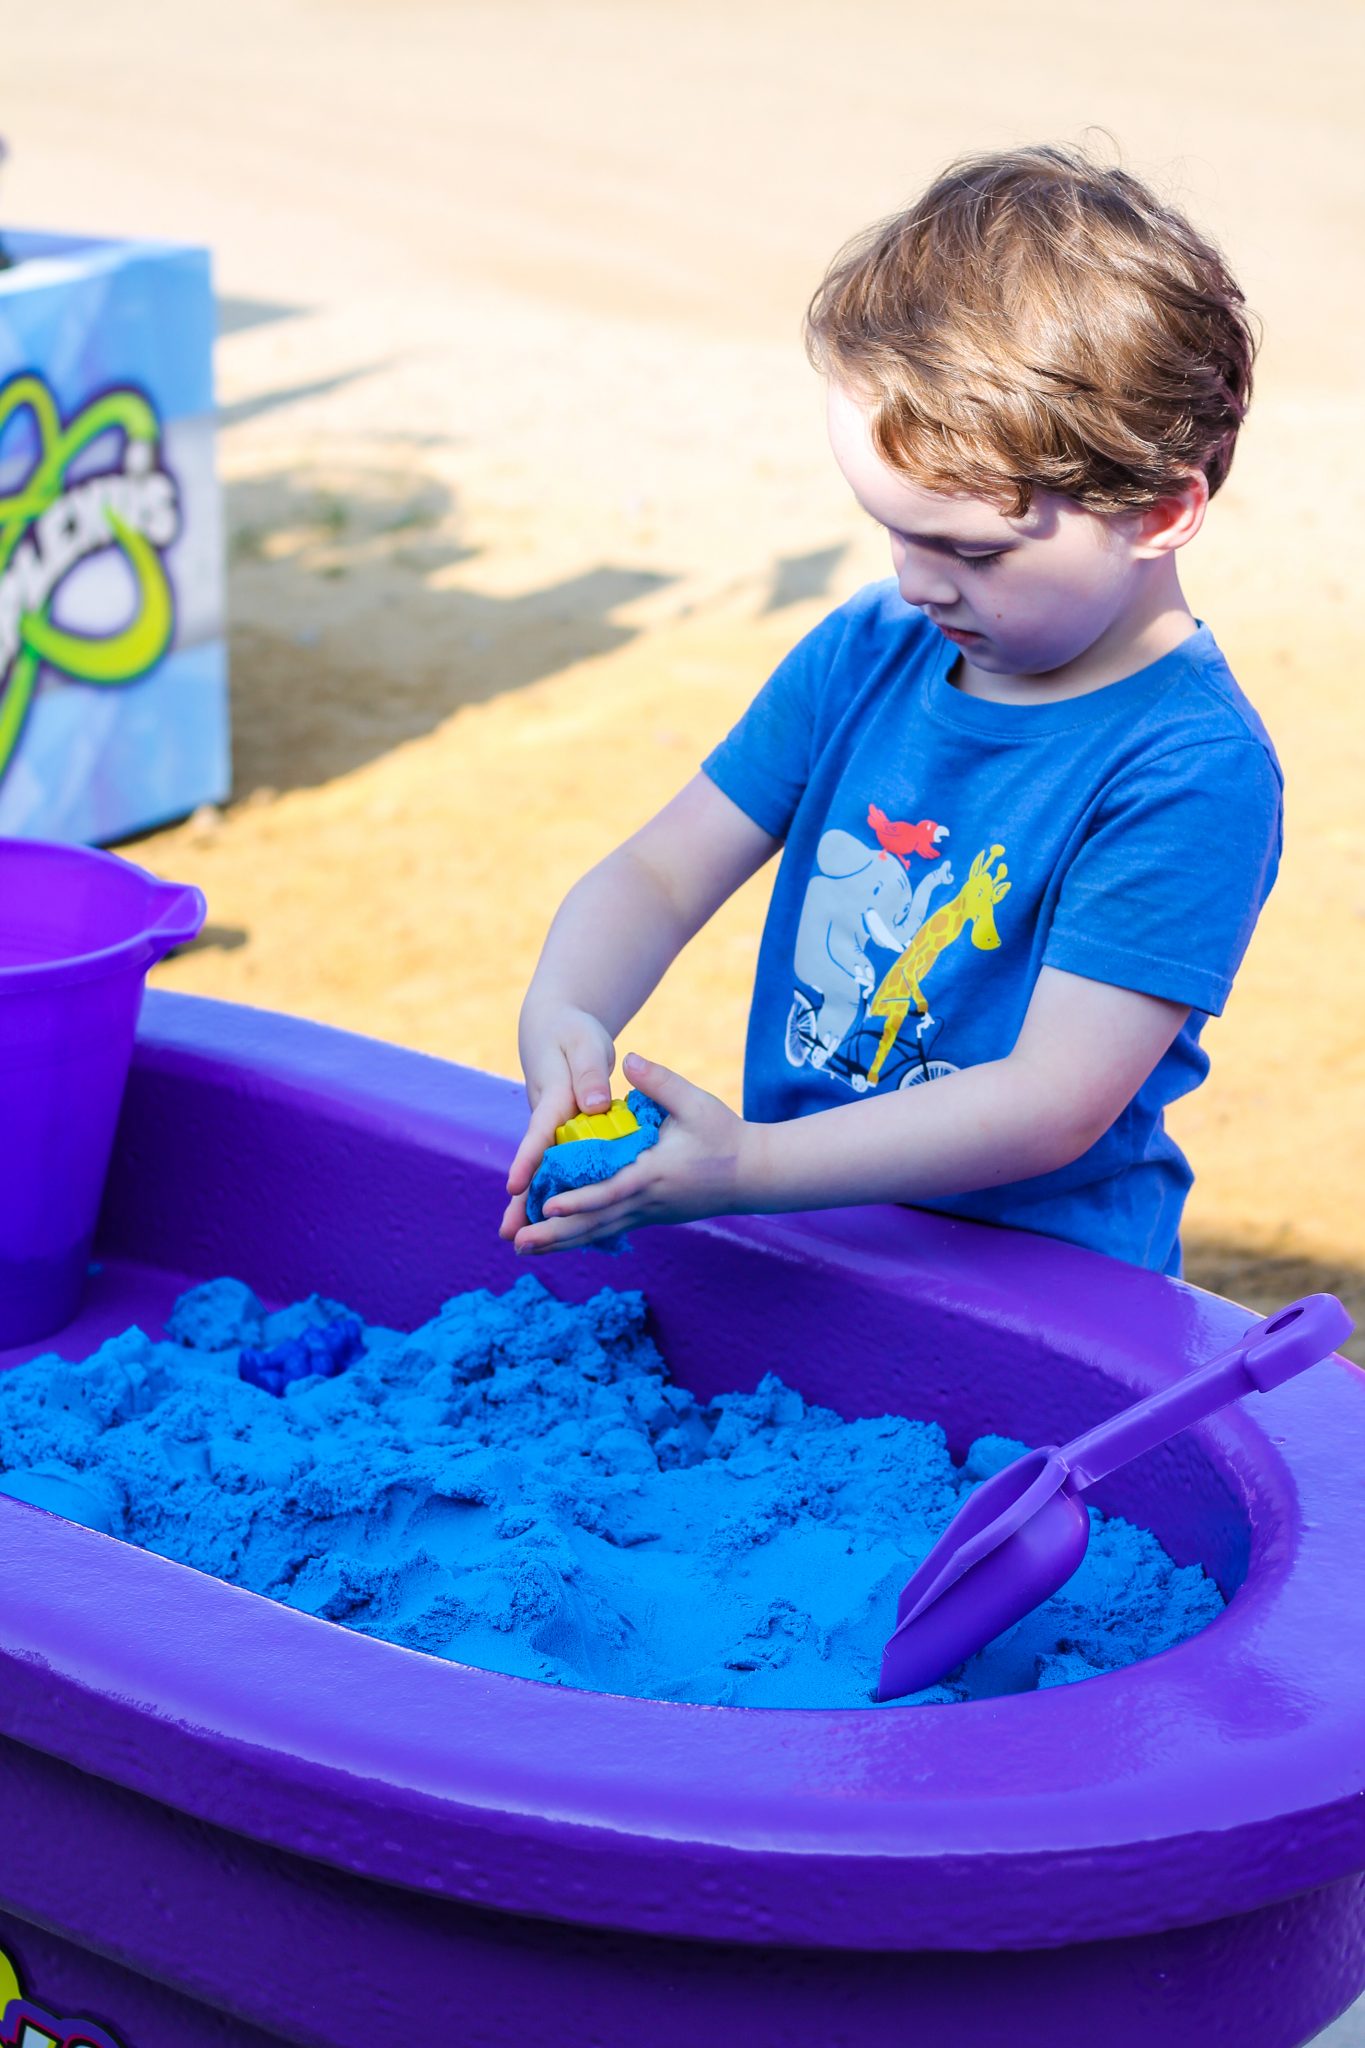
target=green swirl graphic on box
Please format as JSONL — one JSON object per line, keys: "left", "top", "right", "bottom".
{"left": 0, "top": 369, "right": 179, "bottom": 783}
{"left": 0, "top": 1934, "right": 128, "bottom": 2046}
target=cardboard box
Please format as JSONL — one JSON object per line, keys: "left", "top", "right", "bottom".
{"left": 0, "top": 229, "right": 228, "bottom": 842}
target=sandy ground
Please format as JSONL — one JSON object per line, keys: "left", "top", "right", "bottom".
{"left": 6, "top": 0, "right": 1364, "bottom": 1378}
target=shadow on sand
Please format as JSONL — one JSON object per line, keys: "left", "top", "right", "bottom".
{"left": 222, "top": 457, "right": 676, "bottom": 797}
{"left": 1182, "top": 1233, "right": 1365, "bottom": 1367}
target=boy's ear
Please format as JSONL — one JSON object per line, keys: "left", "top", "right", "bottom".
{"left": 1128, "top": 470, "right": 1210, "bottom": 558}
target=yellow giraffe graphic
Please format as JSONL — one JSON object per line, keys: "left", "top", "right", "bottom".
{"left": 864, "top": 846, "right": 1011, "bottom": 1086}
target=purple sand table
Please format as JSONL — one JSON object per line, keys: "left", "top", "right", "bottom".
{"left": 0, "top": 992, "right": 1362, "bottom": 2048}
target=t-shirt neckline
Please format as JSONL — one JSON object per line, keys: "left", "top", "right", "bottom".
{"left": 922, "top": 620, "right": 1212, "bottom": 736}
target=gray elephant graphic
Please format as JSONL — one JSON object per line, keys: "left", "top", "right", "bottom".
{"left": 787, "top": 826, "right": 953, "bottom": 1071}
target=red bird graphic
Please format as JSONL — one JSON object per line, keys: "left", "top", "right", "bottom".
{"left": 868, "top": 804, "right": 948, "bottom": 862}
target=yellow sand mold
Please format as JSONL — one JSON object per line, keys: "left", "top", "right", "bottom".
{"left": 555, "top": 1099, "right": 640, "bottom": 1146}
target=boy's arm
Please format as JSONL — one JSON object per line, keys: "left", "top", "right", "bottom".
{"left": 513, "top": 967, "right": 1190, "bottom": 1250}
{"left": 502, "top": 774, "right": 780, "bottom": 1226}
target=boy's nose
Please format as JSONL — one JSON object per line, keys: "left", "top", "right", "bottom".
{"left": 893, "top": 543, "right": 958, "bottom": 610}
{"left": 898, "top": 568, "right": 959, "bottom": 609}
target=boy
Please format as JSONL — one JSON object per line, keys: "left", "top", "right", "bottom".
{"left": 500, "top": 144, "right": 1282, "bottom": 1276}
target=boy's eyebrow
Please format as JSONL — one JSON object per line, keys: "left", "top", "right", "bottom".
{"left": 892, "top": 528, "right": 1016, "bottom": 551}
{"left": 849, "top": 491, "right": 1015, "bottom": 550}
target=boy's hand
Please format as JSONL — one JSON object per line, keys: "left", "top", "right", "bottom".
{"left": 500, "top": 1003, "right": 617, "bottom": 1239}
{"left": 511, "top": 1052, "right": 751, "bottom": 1255}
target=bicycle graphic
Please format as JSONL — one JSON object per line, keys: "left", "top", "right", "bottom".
{"left": 785, "top": 987, "right": 959, "bottom": 1093}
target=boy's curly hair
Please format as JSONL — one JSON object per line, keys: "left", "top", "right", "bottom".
{"left": 804, "top": 144, "right": 1259, "bottom": 516}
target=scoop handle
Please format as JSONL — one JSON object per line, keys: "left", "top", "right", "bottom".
{"left": 1063, "top": 1294, "right": 1353, "bottom": 1494}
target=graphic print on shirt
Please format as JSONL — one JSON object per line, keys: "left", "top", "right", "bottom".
{"left": 786, "top": 802, "right": 1010, "bottom": 1093}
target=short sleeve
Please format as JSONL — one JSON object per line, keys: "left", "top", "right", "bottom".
{"left": 1043, "top": 738, "right": 1283, "bottom": 1016}
{"left": 701, "top": 604, "right": 854, "bottom": 840}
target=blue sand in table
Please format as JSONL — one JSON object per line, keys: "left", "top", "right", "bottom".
{"left": 0, "top": 1275, "right": 1223, "bottom": 1707}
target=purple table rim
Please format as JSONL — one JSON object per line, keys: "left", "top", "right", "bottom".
{"left": 0, "top": 991, "right": 1360, "bottom": 1954}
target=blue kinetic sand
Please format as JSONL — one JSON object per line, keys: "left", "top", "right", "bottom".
{"left": 0, "top": 1275, "right": 1224, "bottom": 1709}
{"left": 526, "top": 1089, "right": 667, "bottom": 1249}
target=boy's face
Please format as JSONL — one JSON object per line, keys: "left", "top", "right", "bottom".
{"left": 826, "top": 382, "right": 1153, "bottom": 679}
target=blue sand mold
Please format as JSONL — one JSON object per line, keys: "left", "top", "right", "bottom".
{"left": 239, "top": 1314, "right": 364, "bottom": 1397}
{"left": 526, "top": 1090, "right": 668, "bottom": 1249}
{"left": 0, "top": 1276, "right": 1224, "bottom": 1709}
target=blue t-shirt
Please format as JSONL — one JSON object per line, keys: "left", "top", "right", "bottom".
{"left": 702, "top": 582, "right": 1283, "bottom": 1274}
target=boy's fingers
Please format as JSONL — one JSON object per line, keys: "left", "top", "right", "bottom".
{"left": 567, "top": 1052, "right": 613, "bottom": 1114}
{"left": 516, "top": 1197, "right": 634, "bottom": 1255}
{"left": 499, "top": 1190, "right": 529, "bottom": 1238}
{"left": 506, "top": 1099, "right": 571, "bottom": 1192}
{"left": 505, "top": 1145, "right": 534, "bottom": 1194}
{"left": 506, "top": 1142, "right": 541, "bottom": 1195}
{"left": 542, "top": 1168, "right": 642, "bottom": 1222}
{"left": 622, "top": 1051, "right": 694, "bottom": 1115}
{"left": 518, "top": 1190, "right": 633, "bottom": 1245}
{"left": 507, "top": 1132, "right": 548, "bottom": 1192}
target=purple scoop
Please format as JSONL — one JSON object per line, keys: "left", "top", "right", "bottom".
{"left": 878, "top": 1292, "right": 1355, "bottom": 1701}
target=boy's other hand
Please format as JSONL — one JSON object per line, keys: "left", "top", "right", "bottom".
{"left": 512, "top": 1052, "right": 749, "bottom": 1256}
{"left": 500, "top": 1004, "right": 617, "bottom": 1240}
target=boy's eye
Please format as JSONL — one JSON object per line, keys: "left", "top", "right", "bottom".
{"left": 889, "top": 528, "right": 1008, "bottom": 568}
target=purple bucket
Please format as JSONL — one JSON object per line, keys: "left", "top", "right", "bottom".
{"left": 0, "top": 840, "right": 204, "bottom": 1346}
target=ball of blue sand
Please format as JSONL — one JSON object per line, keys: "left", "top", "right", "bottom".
{"left": 526, "top": 1091, "right": 667, "bottom": 1251}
